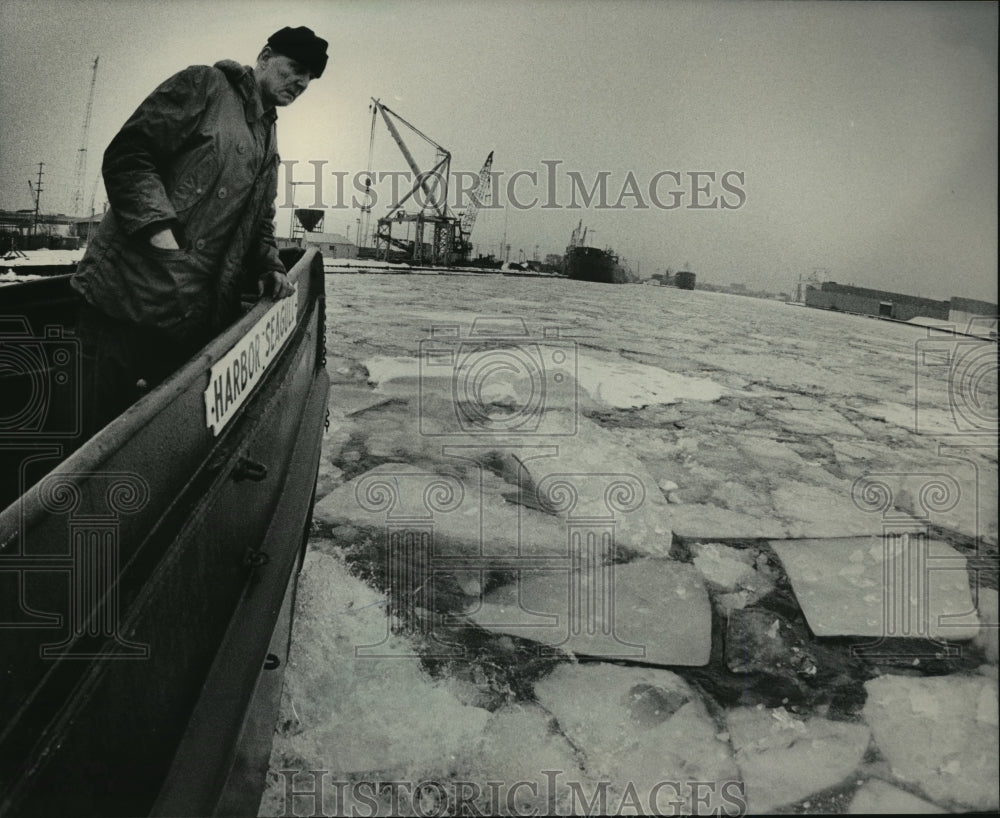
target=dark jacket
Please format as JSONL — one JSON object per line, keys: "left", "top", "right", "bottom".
{"left": 71, "top": 60, "right": 285, "bottom": 345}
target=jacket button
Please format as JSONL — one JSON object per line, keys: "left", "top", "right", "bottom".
{"left": 195, "top": 238, "right": 206, "bottom": 250}
{"left": 237, "top": 143, "right": 247, "bottom": 154}
{"left": 195, "top": 187, "right": 203, "bottom": 194}
{"left": 217, "top": 187, "right": 228, "bottom": 199}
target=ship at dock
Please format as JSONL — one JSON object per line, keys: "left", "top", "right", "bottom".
{"left": 562, "top": 221, "right": 633, "bottom": 284}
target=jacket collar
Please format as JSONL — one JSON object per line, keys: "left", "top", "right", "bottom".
{"left": 214, "top": 59, "right": 278, "bottom": 127}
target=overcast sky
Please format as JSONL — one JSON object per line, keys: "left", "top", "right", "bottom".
{"left": 1, "top": 0, "right": 996, "bottom": 302}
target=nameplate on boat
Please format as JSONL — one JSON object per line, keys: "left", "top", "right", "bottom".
{"left": 204, "top": 287, "right": 298, "bottom": 435}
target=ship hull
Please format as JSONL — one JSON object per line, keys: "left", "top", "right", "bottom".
{"left": 675, "top": 271, "right": 696, "bottom": 290}
{"left": 563, "top": 245, "right": 627, "bottom": 283}
{"left": 0, "top": 248, "right": 329, "bottom": 817}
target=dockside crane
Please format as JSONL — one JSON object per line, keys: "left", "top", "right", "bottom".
{"left": 71, "top": 56, "right": 100, "bottom": 217}
{"left": 368, "top": 98, "right": 455, "bottom": 265}
{"left": 367, "top": 98, "right": 491, "bottom": 266}
{"left": 456, "top": 150, "right": 493, "bottom": 260}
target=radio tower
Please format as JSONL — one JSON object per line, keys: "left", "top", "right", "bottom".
{"left": 71, "top": 56, "right": 100, "bottom": 216}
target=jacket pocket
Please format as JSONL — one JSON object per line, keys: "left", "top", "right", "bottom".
{"left": 108, "top": 238, "right": 211, "bottom": 338}
{"left": 169, "top": 149, "right": 219, "bottom": 214}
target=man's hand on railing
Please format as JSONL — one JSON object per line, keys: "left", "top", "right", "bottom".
{"left": 258, "top": 269, "right": 294, "bottom": 299}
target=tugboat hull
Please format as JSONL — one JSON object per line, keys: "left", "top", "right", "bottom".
{"left": 0, "top": 248, "right": 329, "bottom": 817}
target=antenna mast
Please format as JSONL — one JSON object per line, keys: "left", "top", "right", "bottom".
{"left": 72, "top": 56, "right": 100, "bottom": 216}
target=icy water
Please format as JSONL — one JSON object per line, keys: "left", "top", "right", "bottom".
{"left": 261, "top": 273, "right": 998, "bottom": 816}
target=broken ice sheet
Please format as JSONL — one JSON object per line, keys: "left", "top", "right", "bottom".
{"left": 668, "top": 503, "right": 788, "bottom": 540}
{"left": 361, "top": 348, "right": 726, "bottom": 414}
{"left": 691, "top": 542, "right": 758, "bottom": 591}
{"left": 770, "top": 537, "right": 980, "bottom": 640}
{"left": 769, "top": 407, "right": 865, "bottom": 437}
{"left": 771, "top": 482, "right": 925, "bottom": 539}
{"left": 847, "top": 780, "right": 946, "bottom": 814}
{"left": 534, "top": 663, "right": 738, "bottom": 813}
{"left": 313, "top": 463, "right": 570, "bottom": 561}
{"left": 570, "top": 353, "right": 726, "bottom": 408}
{"left": 465, "top": 559, "right": 712, "bottom": 666}
{"left": 865, "top": 464, "right": 999, "bottom": 547}
{"left": 726, "top": 706, "right": 870, "bottom": 814}
{"left": 863, "top": 674, "right": 1000, "bottom": 811}
{"left": 449, "top": 704, "right": 589, "bottom": 816}
{"left": 494, "top": 414, "right": 674, "bottom": 556}
{"left": 271, "top": 550, "right": 490, "bottom": 776}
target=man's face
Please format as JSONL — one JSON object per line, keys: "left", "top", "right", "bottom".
{"left": 256, "top": 49, "right": 312, "bottom": 108}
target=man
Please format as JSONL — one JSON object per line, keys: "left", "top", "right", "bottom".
{"left": 70, "top": 26, "right": 328, "bottom": 437}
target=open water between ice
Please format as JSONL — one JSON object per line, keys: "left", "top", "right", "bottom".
{"left": 260, "top": 273, "right": 998, "bottom": 816}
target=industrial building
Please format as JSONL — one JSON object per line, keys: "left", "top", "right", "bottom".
{"left": 805, "top": 282, "right": 949, "bottom": 321}
{"left": 301, "top": 231, "right": 358, "bottom": 259}
{"left": 949, "top": 297, "right": 999, "bottom": 339}
{"left": 805, "top": 282, "right": 997, "bottom": 338}
{"left": 0, "top": 210, "right": 81, "bottom": 251}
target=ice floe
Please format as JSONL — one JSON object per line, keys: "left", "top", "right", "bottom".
{"left": 666, "top": 503, "right": 789, "bottom": 540}
{"left": 487, "top": 414, "right": 674, "bottom": 555}
{"left": 847, "top": 779, "right": 946, "bottom": 814}
{"left": 313, "top": 463, "right": 570, "bottom": 562}
{"left": 466, "top": 559, "right": 712, "bottom": 666}
{"left": 726, "top": 706, "right": 871, "bottom": 813}
{"left": 447, "top": 704, "right": 587, "bottom": 815}
{"left": 770, "top": 537, "right": 980, "bottom": 640}
{"left": 863, "top": 674, "right": 1000, "bottom": 811}
{"left": 691, "top": 542, "right": 758, "bottom": 591}
{"left": 271, "top": 275, "right": 998, "bottom": 815}
{"left": 534, "top": 663, "right": 741, "bottom": 815}
{"left": 361, "top": 349, "right": 725, "bottom": 412}
{"left": 571, "top": 355, "right": 726, "bottom": 408}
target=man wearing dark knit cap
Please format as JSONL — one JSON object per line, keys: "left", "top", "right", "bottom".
{"left": 71, "top": 27, "right": 328, "bottom": 437}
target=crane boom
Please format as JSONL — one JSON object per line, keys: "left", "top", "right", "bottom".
{"left": 372, "top": 98, "right": 449, "bottom": 217}
{"left": 72, "top": 56, "right": 99, "bottom": 216}
{"left": 367, "top": 97, "right": 490, "bottom": 267}
{"left": 459, "top": 151, "right": 493, "bottom": 240}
